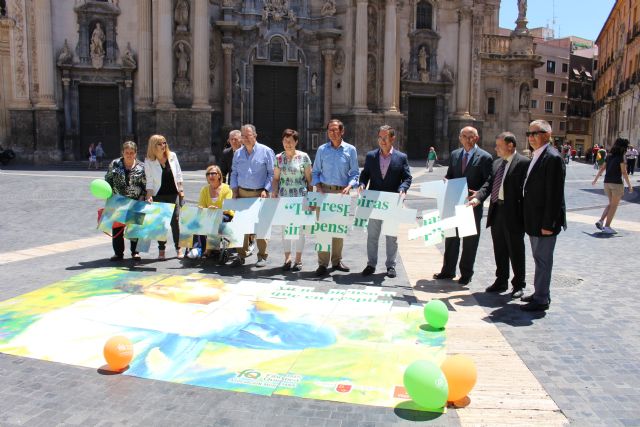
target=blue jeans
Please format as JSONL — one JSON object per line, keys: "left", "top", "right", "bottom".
{"left": 366, "top": 219, "right": 398, "bottom": 269}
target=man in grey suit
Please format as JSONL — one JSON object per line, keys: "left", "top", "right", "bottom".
{"left": 521, "top": 120, "right": 566, "bottom": 311}
{"left": 433, "top": 126, "right": 492, "bottom": 285}
{"left": 469, "top": 132, "right": 530, "bottom": 299}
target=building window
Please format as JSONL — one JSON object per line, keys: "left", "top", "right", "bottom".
{"left": 545, "top": 101, "right": 553, "bottom": 113}
{"left": 548, "top": 120, "right": 553, "bottom": 130}
{"left": 416, "top": 1, "right": 433, "bottom": 30}
{"left": 560, "top": 102, "right": 566, "bottom": 111}
{"left": 487, "top": 97, "right": 496, "bottom": 115}
{"left": 531, "top": 99, "right": 538, "bottom": 109}
{"left": 561, "top": 82, "right": 567, "bottom": 92}
{"left": 559, "top": 121, "right": 566, "bottom": 131}
{"left": 547, "top": 60, "right": 556, "bottom": 73}
{"left": 562, "top": 63, "right": 568, "bottom": 73}
{"left": 546, "top": 81, "right": 555, "bottom": 94}
{"left": 533, "top": 79, "right": 539, "bottom": 88}
{"left": 270, "top": 38, "right": 284, "bottom": 62}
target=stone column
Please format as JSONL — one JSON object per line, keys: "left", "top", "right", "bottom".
{"left": 322, "top": 49, "right": 334, "bottom": 123}
{"left": 382, "top": 0, "right": 398, "bottom": 112}
{"left": 353, "top": 0, "right": 368, "bottom": 112}
{"left": 222, "top": 43, "right": 233, "bottom": 127}
{"left": 156, "top": 0, "right": 174, "bottom": 109}
{"left": 192, "top": 0, "right": 210, "bottom": 109}
{"left": 455, "top": 7, "right": 472, "bottom": 117}
{"left": 34, "top": 0, "right": 55, "bottom": 107}
{"left": 137, "top": 0, "right": 152, "bottom": 108}
{"left": 62, "top": 77, "right": 74, "bottom": 160}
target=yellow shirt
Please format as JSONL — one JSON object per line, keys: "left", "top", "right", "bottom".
{"left": 198, "top": 183, "right": 233, "bottom": 214}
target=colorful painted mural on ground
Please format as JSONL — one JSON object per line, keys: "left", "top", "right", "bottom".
{"left": 0, "top": 269, "right": 446, "bottom": 409}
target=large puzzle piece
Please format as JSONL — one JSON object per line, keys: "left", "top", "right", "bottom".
{"left": 178, "top": 206, "right": 223, "bottom": 249}
{"left": 353, "top": 190, "right": 417, "bottom": 236}
{"left": 304, "top": 192, "right": 352, "bottom": 251}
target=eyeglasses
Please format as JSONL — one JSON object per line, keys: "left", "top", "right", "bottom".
{"left": 525, "top": 131, "right": 546, "bottom": 137}
{"left": 206, "top": 172, "right": 219, "bottom": 176}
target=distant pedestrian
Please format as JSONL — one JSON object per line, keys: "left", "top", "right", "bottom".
{"left": 426, "top": 146, "right": 437, "bottom": 172}
{"left": 593, "top": 138, "right": 634, "bottom": 234}
{"left": 625, "top": 145, "right": 638, "bottom": 175}
{"left": 595, "top": 145, "right": 607, "bottom": 171}
{"left": 88, "top": 143, "right": 97, "bottom": 169}
{"left": 95, "top": 142, "right": 105, "bottom": 168}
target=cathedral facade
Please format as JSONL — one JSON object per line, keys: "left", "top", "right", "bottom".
{"left": 0, "top": 0, "right": 540, "bottom": 164}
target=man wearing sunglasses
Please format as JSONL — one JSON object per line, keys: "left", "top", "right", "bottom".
{"left": 520, "top": 120, "right": 566, "bottom": 311}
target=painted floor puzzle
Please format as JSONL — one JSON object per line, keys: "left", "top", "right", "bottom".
{"left": 0, "top": 269, "right": 446, "bottom": 409}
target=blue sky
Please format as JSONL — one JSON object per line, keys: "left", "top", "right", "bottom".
{"left": 499, "top": 0, "right": 616, "bottom": 41}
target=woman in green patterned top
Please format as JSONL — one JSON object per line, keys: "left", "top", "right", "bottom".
{"left": 271, "top": 129, "right": 312, "bottom": 271}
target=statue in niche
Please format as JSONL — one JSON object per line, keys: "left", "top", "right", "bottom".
{"left": 519, "top": 83, "right": 530, "bottom": 110}
{"left": 175, "top": 42, "right": 190, "bottom": 79}
{"left": 122, "top": 43, "right": 136, "bottom": 68}
{"left": 57, "top": 39, "right": 73, "bottom": 65}
{"left": 517, "top": 0, "right": 527, "bottom": 19}
{"left": 174, "top": 0, "right": 189, "bottom": 32}
{"left": 418, "top": 46, "right": 429, "bottom": 82}
{"left": 440, "top": 63, "right": 454, "bottom": 83}
{"left": 311, "top": 73, "right": 318, "bottom": 94}
{"left": 321, "top": 0, "right": 336, "bottom": 17}
{"left": 333, "top": 48, "right": 344, "bottom": 74}
{"left": 90, "top": 23, "right": 106, "bottom": 69}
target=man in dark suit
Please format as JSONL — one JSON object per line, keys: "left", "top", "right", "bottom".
{"left": 220, "top": 129, "right": 241, "bottom": 183}
{"left": 434, "top": 126, "right": 492, "bottom": 285}
{"left": 358, "top": 125, "right": 412, "bottom": 278}
{"left": 470, "top": 132, "right": 530, "bottom": 299}
{"left": 520, "top": 120, "right": 566, "bottom": 311}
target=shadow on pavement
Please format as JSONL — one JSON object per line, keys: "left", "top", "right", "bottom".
{"left": 583, "top": 231, "right": 622, "bottom": 238}
{"left": 66, "top": 258, "right": 158, "bottom": 272}
{"left": 394, "top": 400, "right": 444, "bottom": 421}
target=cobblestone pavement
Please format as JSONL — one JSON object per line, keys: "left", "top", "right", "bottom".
{"left": 1, "top": 159, "right": 639, "bottom": 426}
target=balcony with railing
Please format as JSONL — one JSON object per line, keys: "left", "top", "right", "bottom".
{"left": 481, "top": 35, "right": 511, "bottom": 55}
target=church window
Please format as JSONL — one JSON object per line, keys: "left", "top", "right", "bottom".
{"left": 416, "top": 1, "right": 433, "bottom": 30}
{"left": 487, "top": 97, "right": 496, "bottom": 115}
{"left": 270, "top": 39, "right": 284, "bottom": 62}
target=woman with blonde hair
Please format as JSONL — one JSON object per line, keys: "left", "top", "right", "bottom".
{"left": 144, "top": 135, "right": 184, "bottom": 259}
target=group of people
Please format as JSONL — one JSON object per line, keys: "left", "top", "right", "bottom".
{"left": 88, "top": 142, "right": 104, "bottom": 169}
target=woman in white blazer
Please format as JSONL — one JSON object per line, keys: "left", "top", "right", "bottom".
{"left": 145, "top": 134, "right": 185, "bottom": 259}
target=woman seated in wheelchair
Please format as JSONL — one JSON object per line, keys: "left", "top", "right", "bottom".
{"left": 187, "top": 164, "right": 234, "bottom": 259}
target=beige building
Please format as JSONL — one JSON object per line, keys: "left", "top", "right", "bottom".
{"left": 0, "top": 0, "right": 542, "bottom": 164}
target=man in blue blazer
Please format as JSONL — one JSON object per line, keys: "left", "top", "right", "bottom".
{"left": 434, "top": 126, "right": 492, "bottom": 285}
{"left": 358, "top": 125, "right": 412, "bottom": 278}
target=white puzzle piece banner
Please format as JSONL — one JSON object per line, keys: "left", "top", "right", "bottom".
{"left": 407, "top": 210, "right": 444, "bottom": 247}
{"left": 304, "top": 192, "right": 352, "bottom": 251}
{"left": 420, "top": 178, "right": 470, "bottom": 238}
{"left": 353, "top": 190, "right": 417, "bottom": 237}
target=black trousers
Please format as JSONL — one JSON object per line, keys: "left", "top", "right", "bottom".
{"left": 153, "top": 193, "right": 180, "bottom": 251}
{"left": 440, "top": 205, "right": 482, "bottom": 279}
{"left": 627, "top": 158, "right": 636, "bottom": 175}
{"left": 490, "top": 204, "right": 526, "bottom": 289}
{"left": 112, "top": 225, "right": 138, "bottom": 257}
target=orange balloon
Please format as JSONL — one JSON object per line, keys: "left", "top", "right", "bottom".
{"left": 103, "top": 336, "right": 133, "bottom": 371}
{"left": 441, "top": 355, "right": 477, "bottom": 402}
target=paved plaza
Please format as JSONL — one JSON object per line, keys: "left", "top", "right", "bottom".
{"left": 1, "top": 159, "right": 639, "bottom": 426}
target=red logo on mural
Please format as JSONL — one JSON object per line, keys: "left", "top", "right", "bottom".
{"left": 393, "top": 386, "right": 410, "bottom": 399}
{"left": 336, "top": 384, "right": 352, "bottom": 393}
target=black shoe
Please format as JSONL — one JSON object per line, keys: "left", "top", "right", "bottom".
{"left": 458, "top": 276, "right": 472, "bottom": 285}
{"left": 387, "top": 267, "right": 397, "bottom": 278}
{"left": 511, "top": 289, "right": 524, "bottom": 299}
{"left": 520, "top": 301, "right": 549, "bottom": 311}
{"left": 110, "top": 255, "right": 124, "bottom": 261}
{"left": 485, "top": 283, "right": 508, "bottom": 293}
{"left": 520, "top": 294, "right": 534, "bottom": 303}
{"left": 315, "top": 265, "right": 329, "bottom": 276}
{"left": 282, "top": 260, "right": 292, "bottom": 271}
{"left": 231, "top": 257, "right": 245, "bottom": 267}
{"left": 361, "top": 265, "right": 375, "bottom": 276}
{"left": 433, "top": 273, "right": 455, "bottom": 280}
{"left": 332, "top": 262, "right": 350, "bottom": 272}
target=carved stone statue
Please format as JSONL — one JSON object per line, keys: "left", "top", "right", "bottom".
{"left": 321, "top": 0, "right": 336, "bottom": 17}
{"left": 90, "top": 23, "right": 105, "bottom": 69}
{"left": 418, "top": 46, "right": 429, "bottom": 82}
{"left": 440, "top": 63, "right": 454, "bottom": 83}
{"left": 122, "top": 43, "right": 136, "bottom": 68}
{"left": 175, "top": 0, "right": 189, "bottom": 32}
{"left": 234, "top": 69, "right": 240, "bottom": 88}
{"left": 57, "top": 39, "right": 73, "bottom": 65}
{"left": 333, "top": 49, "right": 345, "bottom": 74}
{"left": 519, "top": 83, "right": 530, "bottom": 110}
{"left": 517, "top": 0, "right": 527, "bottom": 19}
{"left": 262, "top": 0, "right": 296, "bottom": 23}
{"left": 175, "top": 42, "right": 190, "bottom": 79}
{"left": 311, "top": 73, "right": 318, "bottom": 94}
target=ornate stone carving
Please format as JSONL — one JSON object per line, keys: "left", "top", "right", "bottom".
{"left": 90, "top": 22, "right": 105, "bottom": 69}
{"left": 367, "top": 5, "right": 377, "bottom": 47}
{"left": 174, "top": 0, "right": 189, "bottom": 32}
{"left": 12, "top": 0, "right": 27, "bottom": 97}
{"left": 222, "top": 0, "right": 235, "bottom": 7}
{"left": 27, "top": 0, "right": 38, "bottom": 98}
{"left": 234, "top": 69, "right": 240, "bottom": 88}
{"left": 519, "top": 82, "right": 530, "bottom": 110}
{"left": 175, "top": 41, "right": 190, "bottom": 79}
{"left": 321, "top": 0, "right": 336, "bottom": 17}
{"left": 440, "top": 63, "right": 454, "bottom": 83}
{"left": 333, "top": 48, "right": 344, "bottom": 74}
{"left": 57, "top": 39, "right": 73, "bottom": 65}
{"left": 400, "top": 58, "right": 408, "bottom": 80}
{"left": 262, "top": 0, "right": 296, "bottom": 23}
{"left": 517, "top": 0, "right": 527, "bottom": 19}
{"left": 122, "top": 42, "right": 136, "bottom": 68}
{"left": 367, "top": 54, "right": 376, "bottom": 106}
{"left": 418, "top": 45, "right": 429, "bottom": 82}
{"left": 311, "top": 72, "right": 318, "bottom": 94}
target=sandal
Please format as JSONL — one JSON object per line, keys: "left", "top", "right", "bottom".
{"left": 292, "top": 262, "right": 302, "bottom": 272}
{"left": 282, "top": 260, "right": 292, "bottom": 271}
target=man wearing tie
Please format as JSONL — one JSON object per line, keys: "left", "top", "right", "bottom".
{"left": 520, "top": 120, "right": 566, "bottom": 311}
{"left": 433, "top": 126, "right": 492, "bottom": 285}
{"left": 358, "top": 125, "right": 412, "bottom": 278}
{"left": 469, "top": 132, "right": 530, "bottom": 299}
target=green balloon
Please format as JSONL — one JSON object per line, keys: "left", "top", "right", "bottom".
{"left": 424, "top": 300, "right": 449, "bottom": 329}
{"left": 403, "top": 360, "right": 449, "bottom": 409}
{"left": 90, "top": 179, "right": 113, "bottom": 199}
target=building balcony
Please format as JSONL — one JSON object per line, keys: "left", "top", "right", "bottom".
{"left": 481, "top": 35, "right": 510, "bottom": 55}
